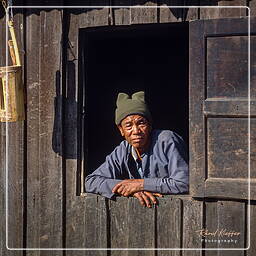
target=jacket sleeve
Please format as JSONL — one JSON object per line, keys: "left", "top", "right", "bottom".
{"left": 85, "top": 144, "right": 125, "bottom": 199}
{"left": 143, "top": 133, "right": 189, "bottom": 194}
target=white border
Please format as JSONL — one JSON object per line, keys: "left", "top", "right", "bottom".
{"left": 5, "top": 5, "right": 251, "bottom": 251}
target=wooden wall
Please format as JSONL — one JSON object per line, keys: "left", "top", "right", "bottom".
{"left": 0, "top": 1, "right": 255, "bottom": 255}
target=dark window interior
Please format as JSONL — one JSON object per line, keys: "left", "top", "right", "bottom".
{"left": 80, "top": 22, "right": 189, "bottom": 174}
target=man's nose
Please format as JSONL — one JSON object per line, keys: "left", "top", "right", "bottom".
{"left": 132, "top": 125, "right": 141, "bottom": 134}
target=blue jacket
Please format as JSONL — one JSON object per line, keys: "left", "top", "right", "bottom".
{"left": 85, "top": 130, "right": 189, "bottom": 199}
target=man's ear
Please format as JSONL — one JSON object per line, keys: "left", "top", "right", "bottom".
{"left": 117, "top": 125, "right": 124, "bottom": 136}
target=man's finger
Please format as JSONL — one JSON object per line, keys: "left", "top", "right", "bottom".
{"left": 152, "top": 193, "right": 163, "bottom": 197}
{"left": 143, "top": 191, "right": 157, "bottom": 204}
{"left": 112, "top": 182, "right": 123, "bottom": 193}
{"left": 117, "top": 185, "right": 125, "bottom": 194}
{"left": 141, "top": 192, "right": 151, "bottom": 208}
{"left": 133, "top": 193, "right": 146, "bottom": 207}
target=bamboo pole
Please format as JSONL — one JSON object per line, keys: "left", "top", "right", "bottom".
{"left": 7, "top": 20, "right": 20, "bottom": 66}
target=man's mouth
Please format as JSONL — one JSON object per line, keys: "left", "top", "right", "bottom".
{"left": 132, "top": 137, "right": 143, "bottom": 142}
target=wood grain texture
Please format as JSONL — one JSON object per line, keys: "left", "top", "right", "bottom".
{"left": 204, "top": 99, "right": 256, "bottom": 117}
{"left": 6, "top": 11, "right": 24, "bottom": 253}
{"left": 216, "top": 201, "right": 245, "bottom": 254}
{"left": 207, "top": 118, "right": 256, "bottom": 179}
{"left": 183, "top": 199, "right": 203, "bottom": 255}
{"left": 205, "top": 178, "right": 256, "bottom": 200}
{"left": 113, "top": 0, "right": 131, "bottom": 25}
{"left": 65, "top": 3, "right": 109, "bottom": 253}
{"left": 200, "top": 0, "right": 247, "bottom": 19}
{"left": 247, "top": 201, "right": 256, "bottom": 255}
{"left": 207, "top": 36, "right": 249, "bottom": 98}
{"left": 130, "top": 0, "right": 157, "bottom": 24}
{"left": 84, "top": 195, "right": 108, "bottom": 254}
{"left": 189, "top": 19, "right": 206, "bottom": 197}
{"left": 157, "top": 197, "right": 182, "bottom": 255}
{"left": 249, "top": 0, "right": 256, "bottom": 17}
{"left": 37, "top": 9, "right": 63, "bottom": 252}
{"left": 205, "top": 200, "right": 246, "bottom": 255}
{"left": 127, "top": 197, "right": 155, "bottom": 255}
{"left": 109, "top": 197, "right": 129, "bottom": 254}
{"left": 25, "top": 9, "right": 41, "bottom": 255}
{"left": 158, "top": 0, "right": 184, "bottom": 22}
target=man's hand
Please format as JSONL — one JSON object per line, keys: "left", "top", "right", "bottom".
{"left": 133, "top": 191, "right": 163, "bottom": 208}
{"left": 112, "top": 179, "right": 144, "bottom": 197}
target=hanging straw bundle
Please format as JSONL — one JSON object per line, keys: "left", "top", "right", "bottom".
{"left": 0, "top": 0, "right": 25, "bottom": 122}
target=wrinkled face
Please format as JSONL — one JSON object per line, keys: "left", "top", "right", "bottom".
{"left": 118, "top": 114, "right": 152, "bottom": 152}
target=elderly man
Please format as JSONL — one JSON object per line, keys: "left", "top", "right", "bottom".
{"left": 85, "top": 91, "right": 188, "bottom": 208}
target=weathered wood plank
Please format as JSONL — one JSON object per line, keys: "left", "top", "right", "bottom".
{"left": 78, "top": 1, "right": 110, "bottom": 28}
{"left": 159, "top": 0, "right": 199, "bottom": 22}
{"left": 37, "top": 9, "right": 63, "bottom": 252}
{"left": 0, "top": 7, "right": 9, "bottom": 256}
{"left": 159, "top": 0, "right": 184, "bottom": 22}
{"left": 65, "top": 3, "right": 109, "bottom": 254}
{"left": 183, "top": 199, "right": 203, "bottom": 254}
{"left": 204, "top": 200, "right": 218, "bottom": 254}
{"left": 6, "top": 10, "right": 24, "bottom": 253}
{"left": 247, "top": 201, "right": 256, "bottom": 255}
{"left": 204, "top": 99, "right": 255, "bottom": 117}
{"left": 249, "top": 0, "right": 256, "bottom": 17}
{"left": 113, "top": 1, "right": 131, "bottom": 25}
{"left": 207, "top": 118, "right": 255, "bottom": 180}
{"left": 205, "top": 178, "right": 256, "bottom": 200}
{"left": 200, "top": 0, "right": 247, "bottom": 19}
{"left": 127, "top": 197, "right": 155, "bottom": 255}
{"left": 64, "top": 9, "right": 88, "bottom": 254}
{"left": 84, "top": 195, "right": 107, "bottom": 255}
{"left": 205, "top": 200, "right": 245, "bottom": 255}
{"left": 217, "top": 201, "right": 245, "bottom": 255}
{"left": 109, "top": 197, "right": 129, "bottom": 254}
{"left": 189, "top": 19, "right": 205, "bottom": 197}
{"left": 25, "top": 8, "right": 41, "bottom": 255}
{"left": 130, "top": 1, "right": 157, "bottom": 24}
{"left": 157, "top": 197, "right": 182, "bottom": 255}
{"left": 207, "top": 36, "right": 249, "bottom": 98}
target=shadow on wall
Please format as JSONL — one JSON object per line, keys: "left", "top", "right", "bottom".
{"left": 52, "top": 64, "right": 79, "bottom": 159}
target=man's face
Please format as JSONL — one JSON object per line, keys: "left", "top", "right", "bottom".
{"left": 118, "top": 114, "right": 152, "bottom": 152}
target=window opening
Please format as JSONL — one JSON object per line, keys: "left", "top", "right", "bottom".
{"left": 79, "top": 22, "right": 189, "bottom": 195}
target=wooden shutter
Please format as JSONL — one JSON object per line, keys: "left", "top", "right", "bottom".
{"left": 189, "top": 17, "right": 256, "bottom": 200}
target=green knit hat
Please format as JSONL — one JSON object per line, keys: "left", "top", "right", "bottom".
{"left": 115, "top": 91, "right": 152, "bottom": 125}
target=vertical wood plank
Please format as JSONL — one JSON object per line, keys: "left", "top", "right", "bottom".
{"left": 38, "top": 9, "right": 63, "bottom": 252}
{"left": 249, "top": 0, "right": 256, "bottom": 17}
{"left": 183, "top": 199, "right": 203, "bottom": 255}
{"left": 26, "top": 8, "right": 41, "bottom": 255}
{"left": 247, "top": 201, "right": 256, "bottom": 255}
{"left": 64, "top": 9, "right": 87, "bottom": 255}
{"left": 217, "top": 201, "right": 245, "bottom": 255}
{"left": 113, "top": 1, "right": 131, "bottom": 25}
{"left": 84, "top": 195, "right": 108, "bottom": 255}
{"left": 200, "top": 0, "right": 247, "bottom": 19}
{"left": 6, "top": 9, "right": 24, "bottom": 254}
{"left": 127, "top": 197, "right": 155, "bottom": 255}
{"left": 157, "top": 197, "right": 182, "bottom": 255}
{"left": 109, "top": 197, "right": 129, "bottom": 255}
{"left": 130, "top": 1, "right": 157, "bottom": 24}
{"left": 65, "top": 4, "right": 109, "bottom": 255}
{"left": 0, "top": 7, "right": 9, "bottom": 256}
{"left": 205, "top": 201, "right": 245, "bottom": 256}
{"left": 159, "top": 0, "right": 183, "bottom": 22}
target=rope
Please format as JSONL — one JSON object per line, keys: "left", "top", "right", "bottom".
{"left": 2, "top": 0, "right": 13, "bottom": 22}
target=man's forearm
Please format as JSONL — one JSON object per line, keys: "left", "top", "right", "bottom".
{"left": 143, "top": 177, "right": 188, "bottom": 194}
{"left": 85, "top": 175, "right": 123, "bottom": 199}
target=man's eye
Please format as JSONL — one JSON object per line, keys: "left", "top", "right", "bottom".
{"left": 125, "top": 124, "right": 132, "bottom": 128}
